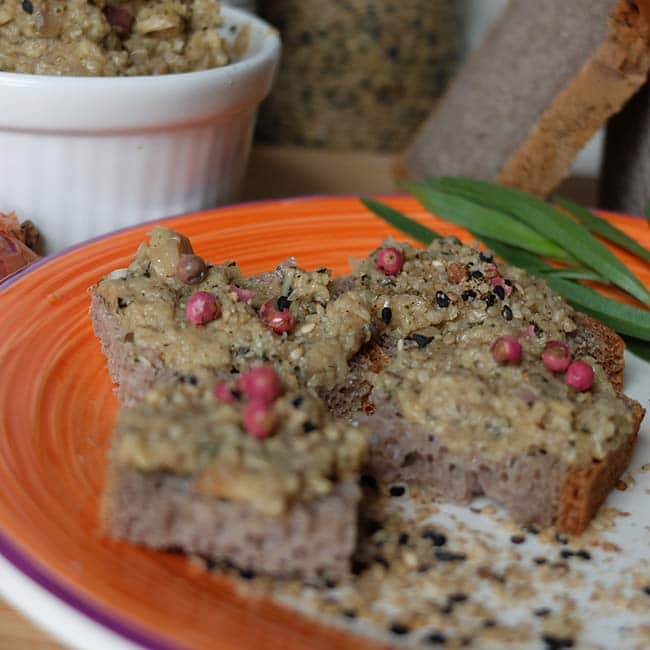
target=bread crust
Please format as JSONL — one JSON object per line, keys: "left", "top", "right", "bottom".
{"left": 499, "top": 0, "right": 650, "bottom": 195}
{"left": 557, "top": 398, "right": 643, "bottom": 534}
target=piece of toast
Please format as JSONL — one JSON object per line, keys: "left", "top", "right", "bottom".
{"left": 325, "top": 240, "right": 644, "bottom": 535}
{"left": 102, "top": 379, "right": 367, "bottom": 580}
{"left": 398, "top": 0, "right": 650, "bottom": 197}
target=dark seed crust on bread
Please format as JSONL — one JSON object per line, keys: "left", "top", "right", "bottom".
{"left": 103, "top": 469, "right": 360, "bottom": 580}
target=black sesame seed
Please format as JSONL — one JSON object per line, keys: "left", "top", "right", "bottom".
{"left": 422, "top": 529, "right": 447, "bottom": 546}
{"left": 366, "top": 519, "right": 383, "bottom": 535}
{"left": 560, "top": 549, "right": 575, "bottom": 559}
{"left": 461, "top": 289, "right": 477, "bottom": 302}
{"left": 435, "top": 550, "right": 466, "bottom": 562}
{"left": 375, "top": 556, "right": 390, "bottom": 569}
{"left": 389, "top": 623, "right": 410, "bottom": 636}
{"left": 643, "top": 585, "right": 650, "bottom": 595}
{"left": 483, "top": 619, "right": 496, "bottom": 628}
{"left": 291, "top": 395, "right": 303, "bottom": 408}
{"left": 381, "top": 306, "right": 392, "bottom": 324}
{"left": 325, "top": 578, "right": 338, "bottom": 589}
{"left": 303, "top": 421, "right": 317, "bottom": 433}
{"left": 534, "top": 557, "right": 547, "bottom": 565}
{"left": 230, "top": 367, "right": 239, "bottom": 374}
{"left": 389, "top": 485, "right": 406, "bottom": 497}
{"left": 351, "top": 559, "right": 367, "bottom": 575}
{"left": 483, "top": 293, "right": 497, "bottom": 307}
{"left": 439, "top": 603, "right": 453, "bottom": 615}
{"left": 504, "top": 278, "right": 513, "bottom": 286}
{"left": 417, "top": 563, "right": 431, "bottom": 573}
{"left": 425, "top": 631, "right": 447, "bottom": 645}
{"left": 576, "top": 549, "right": 591, "bottom": 560}
{"left": 341, "top": 609, "right": 357, "bottom": 619}
{"left": 117, "top": 297, "right": 128, "bottom": 309}
{"left": 542, "top": 634, "right": 574, "bottom": 649}
{"left": 502, "top": 305, "right": 513, "bottom": 321}
{"left": 556, "top": 533, "right": 569, "bottom": 545}
{"left": 238, "top": 568, "right": 255, "bottom": 580}
{"left": 412, "top": 333, "right": 434, "bottom": 348}
{"left": 179, "top": 374, "right": 198, "bottom": 385}
{"left": 447, "top": 593, "right": 468, "bottom": 605}
{"left": 494, "top": 284, "right": 506, "bottom": 300}
{"left": 360, "top": 473, "right": 378, "bottom": 490}
{"left": 398, "top": 532, "right": 410, "bottom": 546}
{"left": 479, "top": 251, "right": 494, "bottom": 263}
{"left": 435, "top": 290, "right": 450, "bottom": 308}
{"left": 534, "top": 607, "right": 551, "bottom": 617}
{"left": 316, "top": 267, "right": 328, "bottom": 273}
{"left": 471, "top": 270, "right": 484, "bottom": 280}
{"left": 230, "top": 389, "right": 241, "bottom": 399}
{"left": 510, "top": 535, "right": 526, "bottom": 545}
{"left": 22, "top": 0, "right": 33, "bottom": 13}
{"left": 277, "top": 295, "right": 291, "bottom": 310}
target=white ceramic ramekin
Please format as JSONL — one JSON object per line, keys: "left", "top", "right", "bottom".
{"left": 0, "top": 6, "right": 280, "bottom": 253}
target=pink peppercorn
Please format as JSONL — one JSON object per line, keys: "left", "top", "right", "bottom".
{"left": 242, "top": 399, "right": 277, "bottom": 439}
{"left": 237, "top": 365, "right": 283, "bottom": 404}
{"left": 258, "top": 301, "right": 275, "bottom": 321}
{"left": 542, "top": 341, "right": 572, "bottom": 373}
{"left": 213, "top": 382, "right": 237, "bottom": 404}
{"left": 267, "top": 308, "right": 295, "bottom": 334}
{"left": 375, "top": 247, "right": 404, "bottom": 276}
{"left": 185, "top": 291, "right": 220, "bottom": 325}
{"left": 229, "top": 285, "right": 256, "bottom": 302}
{"left": 565, "top": 361, "right": 594, "bottom": 392}
{"left": 491, "top": 335, "right": 523, "bottom": 365}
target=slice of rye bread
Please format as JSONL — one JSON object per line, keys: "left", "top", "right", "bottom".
{"left": 325, "top": 317, "right": 644, "bottom": 536}
{"left": 102, "top": 470, "right": 360, "bottom": 580}
{"left": 601, "top": 80, "right": 650, "bottom": 215}
{"left": 398, "top": 0, "right": 650, "bottom": 197}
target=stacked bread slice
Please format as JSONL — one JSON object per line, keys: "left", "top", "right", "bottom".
{"left": 91, "top": 228, "right": 644, "bottom": 578}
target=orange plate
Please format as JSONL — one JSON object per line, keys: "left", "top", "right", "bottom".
{"left": 0, "top": 196, "right": 648, "bottom": 649}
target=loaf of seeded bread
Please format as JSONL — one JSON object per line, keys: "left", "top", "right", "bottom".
{"left": 601, "top": 81, "right": 650, "bottom": 215}
{"left": 399, "top": 0, "right": 650, "bottom": 197}
{"left": 326, "top": 240, "right": 645, "bottom": 535}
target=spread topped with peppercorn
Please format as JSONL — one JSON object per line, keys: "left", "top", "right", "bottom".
{"left": 354, "top": 237, "right": 576, "bottom": 345}
{"left": 355, "top": 238, "right": 636, "bottom": 464}
{"left": 93, "top": 227, "right": 372, "bottom": 392}
{"left": 375, "top": 340, "right": 635, "bottom": 464}
{"left": 112, "top": 366, "right": 367, "bottom": 516}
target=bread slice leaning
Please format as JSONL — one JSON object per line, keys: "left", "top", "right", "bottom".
{"left": 399, "top": 0, "right": 650, "bottom": 197}
{"left": 327, "top": 316, "right": 643, "bottom": 536}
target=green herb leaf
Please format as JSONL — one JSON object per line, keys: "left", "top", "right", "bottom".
{"left": 360, "top": 198, "right": 440, "bottom": 244}
{"left": 542, "top": 268, "right": 606, "bottom": 282}
{"left": 645, "top": 201, "right": 650, "bottom": 220}
{"left": 623, "top": 336, "right": 650, "bottom": 362}
{"left": 428, "top": 178, "right": 650, "bottom": 306}
{"left": 406, "top": 184, "right": 574, "bottom": 261}
{"left": 557, "top": 198, "right": 650, "bottom": 263}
